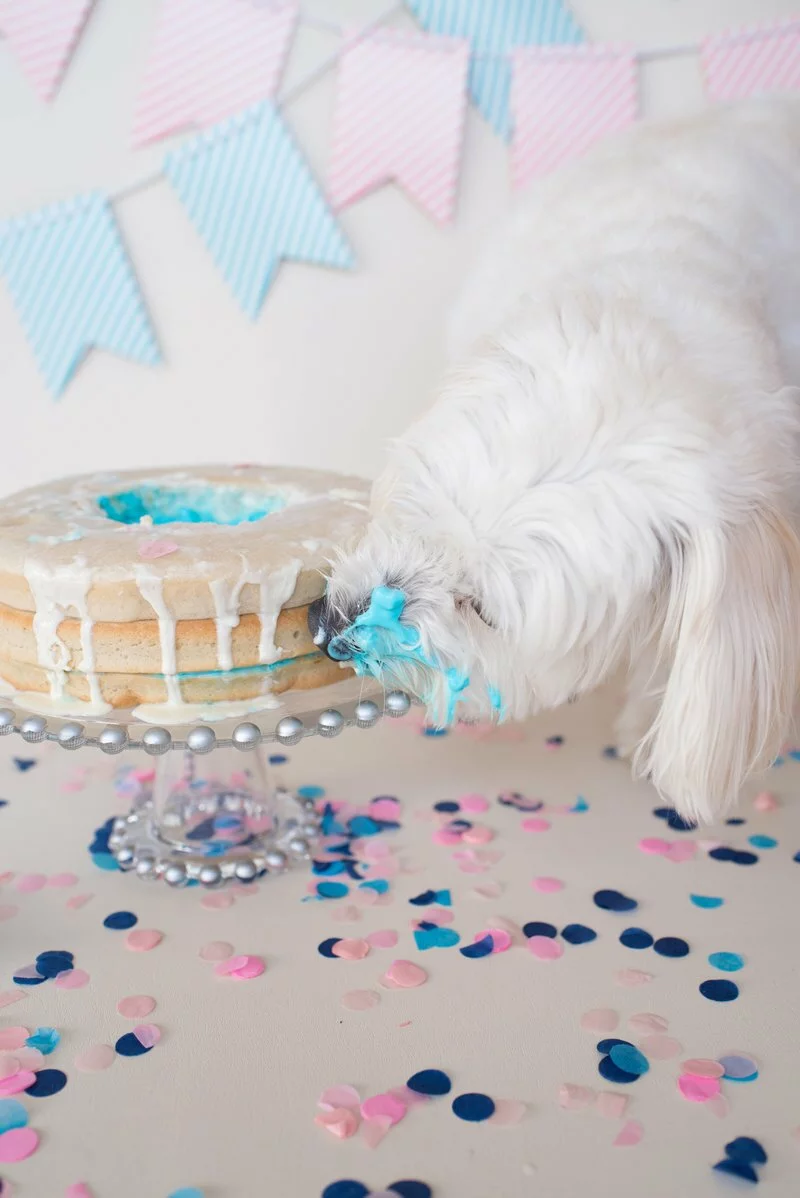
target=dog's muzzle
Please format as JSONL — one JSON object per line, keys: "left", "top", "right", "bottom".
{"left": 307, "top": 597, "right": 348, "bottom": 659}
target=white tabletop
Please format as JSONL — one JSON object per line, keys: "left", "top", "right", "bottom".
{"left": 0, "top": 683, "right": 797, "bottom": 1198}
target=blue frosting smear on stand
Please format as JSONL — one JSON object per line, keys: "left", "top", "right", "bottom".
{"left": 327, "top": 585, "right": 502, "bottom": 725}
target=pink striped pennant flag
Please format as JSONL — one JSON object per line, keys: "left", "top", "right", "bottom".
{"left": 132, "top": 0, "right": 298, "bottom": 147}
{"left": 701, "top": 19, "right": 800, "bottom": 102}
{"left": 0, "top": 0, "right": 94, "bottom": 102}
{"left": 511, "top": 45, "right": 638, "bottom": 191}
{"left": 328, "top": 28, "right": 470, "bottom": 226}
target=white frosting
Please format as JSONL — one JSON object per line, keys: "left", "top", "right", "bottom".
{"left": 4, "top": 688, "right": 112, "bottom": 718}
{"left": 24, "top": 556, "right": 101, "bottom": 702}
{"left": 209, "top": 558, "right": 301, "bottom": 670}
{"left": 133, "top": 565, "right": 182, "bottom": 705}
{"left": 132, "top": 693, "right": 281, "bottom": 725}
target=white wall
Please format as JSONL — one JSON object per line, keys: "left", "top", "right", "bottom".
{"left": 0, "top": 0, "right": 796, "bottom": 496}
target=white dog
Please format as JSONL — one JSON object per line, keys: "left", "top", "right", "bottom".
{"left": 318, "top": 96, "right": 800, "bottom": 823}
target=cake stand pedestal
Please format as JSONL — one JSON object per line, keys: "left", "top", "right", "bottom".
{"left": 0, "top": 679, "right": 414, "bottom": 887}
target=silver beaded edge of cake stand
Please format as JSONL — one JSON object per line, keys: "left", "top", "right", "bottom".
{"left": 0, "top": 693, "right": 414, "bottom": 886}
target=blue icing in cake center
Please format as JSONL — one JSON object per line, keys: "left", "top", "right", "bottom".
{"left": 97, "top": 484, "right": 285, "bottom": 526}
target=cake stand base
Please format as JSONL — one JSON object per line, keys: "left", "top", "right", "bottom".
{"left": 108, "top": 744, "right": 321, "bottom": 886}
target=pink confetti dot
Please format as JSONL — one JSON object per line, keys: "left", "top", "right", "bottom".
{"left": 0, "top": 1054, "right": 20, "bottom": 1080}
{"left": 488, "top": 1099, "right": 526, "bottom": 1126}
{"left": 640, "top": 1034, "right": 683, "bottom": 1060}
{"left": 201, "top": 891, "right": 235, "bottom": 910}
{"left": 460, "top": 794, "right": 489, "bottom": 813}
{"left": 47, "top": 873, "right": 79, "bottom": 888}
{"left": 331, "top": 904, "right": 361, "bottom": 923}
{"left": 382, "top": 959, "right": 427, "bottom": 988}
{"left": 315, "top": 1107, "right": 359, "bottom": 1139}
{"left": 331, "top": 938, "right": 370, "bottom": 961}
{"left": 664, "top": 841, "right": 696, "bottom": 863}
{"left": 117, "top": 995, "right": 156, "bottom": 1019}
{"left": 638, "top": 837, "right": 669, "bottom": 855}
{"left": 0, "top": 1126, "right": 39, "bottom": 1163}
{"left": 354, "top": 887, "right": 379, "bottom": 907}
{"left": 66, "top": 894, "right": 93, "bottom": 911}
{"left": 199, "top": 941, "right": 234, "bottom": 962}
{"left": 319, "top": 1084, "right": 361, "bottom": 1110}
{"left": 54, "top": 968, "right": 90, "bottom": 989}
{"left": 74, "top": 1044, "right": 116, "bottom": 1073}
{"left": 558, "top": 1083, "right": 595, "bottom": 1110}
{"left": 433, "top": 828, "right": 462, "bottom": 846}
{"left": 125, "top": 928, "right": 163, "bottom": 952}
{"left": 681, "top": 1058, "right": 724, "bottom": 1079}
{"left": 462, "top": 825, "right": 494, "bottom": 845}
{"left": 476, "top": 928, "right": 512, "bottom": 953}
{"left": 614, "top": 1119, "right": 643, "bottom": 1147}
{"left": 0, "top": 905, "right": 20, "bottom": 921}
{"left": 580, "top": 1009, "right": 619, "bottom": 1033}
{"left": 678, "top": 1074, "right": 721, "bottom": 1102}
{"left": 472, "top": 881, "right": 503, "bottom": 899}
{"left": 0, "top": 1028, "right": 29, "bottom": 1051}
{"left": 521, "top": 818, "right": 550, "bottom": 833}
{"left": 361, "top": 1113, "right": 393, "bottom": 1149}
{"left": 528, "top": 935, "right": 563, "bottom": 960}
{"left": 615, "top": 969, "right": 653, "bottom": 987}
{"left": 366, "top": 929, "right": 398, "bottom": 950}
{"left": 628, "top": 1012, "right": 668, "bottom": 1035}
{"left": 369, "top": 799, "right": 401, "bottom": 821}
{"left": 14, "top": 1047, "right": 43, "bottom": 1072}
{"left": 0, "top": 1070, "right": 36, "bottom": 1097}
{"left": 133, "top": 1024, "right": 161, "bottom": 1049}
{"left": 342, "top": 989, "right": 381, "bottom": 1011}
{"left": 531, "top": 876, "right": 563, "bottom": 893}
{"left": 14, "top": 874, "right": 47, "bottom": 894}
{"left": 754, "top": 790, "right": 779, "bottom": 812}
{"left": 215, "top": 954, "right": 265, "bottom": 980}
{"left": 361, "top": 1092, "right": 407, "bottom": 1125}
{"left": 65, "top": 1184, "right": 93, "bottom": 1198}
{"left": 138, "top": 538, "right": 179, "bottom": 559}
{"left": 595, "top": 1092, "right": 628, "bottom": 1119}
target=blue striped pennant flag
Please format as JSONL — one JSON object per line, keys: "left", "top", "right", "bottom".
{"left": 0, "top": 192, "right": 160, "bottom": 396}
{"left": 406, "top": 0, "right": 584, "bottom": 138}
{"left": 163, "top": 101, "right": 353, "bottom": 318}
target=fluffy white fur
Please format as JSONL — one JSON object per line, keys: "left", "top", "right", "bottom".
{"left": 326, "top": 97, "right": 800, "bottom": 823}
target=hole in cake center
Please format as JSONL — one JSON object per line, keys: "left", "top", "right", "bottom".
{"left": 97, "top": 484, "right": 286, "bottom": 526}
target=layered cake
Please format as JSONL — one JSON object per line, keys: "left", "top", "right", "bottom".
{"left": 0, "top": 465, "right": 369, "bottom": 718}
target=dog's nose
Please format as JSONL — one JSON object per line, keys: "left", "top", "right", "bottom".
{"left": 308, "top": 597, "right": 347, "bottom": 659}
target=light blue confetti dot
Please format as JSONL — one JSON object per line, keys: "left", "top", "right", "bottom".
{"left": 748, "top": 834, "right": 777, "bottom": 849}
{"left": 358, "top": 878, "right": 389, "bottom": 894}
{"left": 316, "top": 881, "right": 349, "bottom": 900}
{"left": 91, "top": 852, "right": 120, "bottom": 871}
{"left": 608, "top": 1043, "right": 650, "bottom": 1076}
{"left": 690, "top": 894, "right": 725, "bottom": 909}
{"left": 0, "top": 1098, "right": 29, "bottom": 1133}
{"left": 298, "top": 785, "right": 325, "bottom": 799}
{"left": 167, "top": 1190, "right": 205, "bottom": 1198}
{"left": 708, "top": 951, "right": 744, "bottom": 972}
{"left": 26, "top": 1027, "right": 60, "bottom": 1055}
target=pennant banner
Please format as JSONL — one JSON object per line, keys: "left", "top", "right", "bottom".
{"left": 0, "top": 0, "right": 94, "bottom": 102}
{"left": 511, "top": 45, "right": 638, "bottom": 190}
{"left": 329, "top": 29, "right": 469, "bottom": 226}
{"left": 164, "top": 102, "right": 353, "bottom": 318}
{"left": 406, "top": 0, "right": 584, "bottom": 138}
{"left": 701, "top": 19, "right": 800, "bottom": 102}
{"left": 132, "top": 0, "right": 299, "bottom": 147}
{"left": 0, "top": 193, "right": 160, "bottom": 396}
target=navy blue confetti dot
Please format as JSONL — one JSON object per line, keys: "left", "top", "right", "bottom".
{"left": 12, "top": 970, "right": 46, "bottom": 986}
{"left": 103, "top": 911, "right": 138, "bottom": 930}
{"left": 388, "top": 1182, "right": 433, "bottom": 1198}
{"left": 452, "top": 1092, "right": 496, "bottom": 1122}
{"left": 268, "top": 754, "right": 287, "bottom": 764}
{"left": 594, "top": 889, "right": 637, "bottom": 912}
{"left": 602, "top": 745, "right": 618, "bottom": 758}
{"left": 561, "top": 924, "right": 597, "bottom": 945}
{"left": 794, "top": 851, "right": 800, "bottom": 864}
{"left": 725, "top": 1138, "right": 768, "bottom": 1165}
{"left": 34, "top": 951, "right": 74, "bottom": 978}
{"left": 522, "top": 921, "right": 557, "bottom": 939}
{"left": 321, "top": 1182, "right": 370, "bottom": 1198}
{"left": 13, "top": 758, "right": 36, "bottom": 772}
{"left": 409, "top": 890, "right": 437, "bottom": 906}
{"left": 731, "top": 851, "right": 759, "bottom": 866}
{"left": 598, "top": 1056, "right": 639, "bottom": 1085}
{"left": 317, "top": 938, "right": 342, "bottom": 958}
{"left": 545, "top": 735, "right": 564, "bottom": 746}
{"left": 653, "top": 806, "right": 696, "bottom": 832}
{"left": 619, "top": 927, "right": 653, "bottom": 949}
{"left": 433, "top": 801, "right": 460, "bottom": 813}
{"left": 653, "top": 936, "right": 690, "bottom": 958}
{"left": 115, "top": 1033, "right": 151, "bottom": 1058}
{"left": 25, "top": 1068, "right": 67, "bottom": 1097}
{"left": 700, "top": 979, "right": 739, "bottom": 1002}
{"left": 407, "top": 1069, "right": 452, "bottom": 1096}
{"left": 712, "top": 1159, "right": 759, "bottom": 1184}
{"left": 460, "top": 935, "right": 494, "bottom": 959}
{"left": 726, "top": 817, "right": 746, "bottom": 825}
{"left": 596, "top": 1038, "right": 634, "bottom": 1054}
{"left": 709, "top": 846, "right": 736, "bottom": 862}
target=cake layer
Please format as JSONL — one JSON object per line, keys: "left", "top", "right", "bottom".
{"left": 0, "top": 652, "right": 347, "bottom": 709}
{"left": 0, "top": 465, "right": 369, "bottom": 621}
{"left": 0, "top": 601, "right": 317, "bottom": 675}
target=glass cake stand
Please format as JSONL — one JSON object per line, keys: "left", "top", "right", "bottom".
{"left": 0, "top": 678, "right": 414, "bottom": 887}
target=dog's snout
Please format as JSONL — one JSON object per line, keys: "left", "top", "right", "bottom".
{"left": 307, "top": 596, "right": 347, "bottom": 659}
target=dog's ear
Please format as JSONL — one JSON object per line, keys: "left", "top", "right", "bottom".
{"left": 635, "top": 507, "right": 800, "bottom": 823}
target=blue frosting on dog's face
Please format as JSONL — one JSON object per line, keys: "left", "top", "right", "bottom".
{"left": 329, "top": 585, "right": 499, "bottom": 725}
